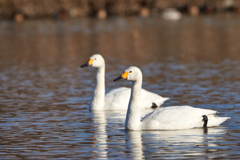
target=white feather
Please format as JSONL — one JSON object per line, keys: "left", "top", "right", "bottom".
{"left": 105, "top": 87, "right": 169, "bottom": 110}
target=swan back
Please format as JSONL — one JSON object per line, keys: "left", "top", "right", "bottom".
{"left": 141, "top": 106, "right": 230, "bottom": 130}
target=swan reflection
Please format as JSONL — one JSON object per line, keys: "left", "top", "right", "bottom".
{"left": 143, "top": 127, "right": 226, "bottom": 143}
{"left": 91, "top": 109, "right": 154, "bottom": 159}
{"left": 92, "top": 109, "right": 227, "bottom": 159}
{"left": 125, "top": 131, "right": 144, "bottom": 160}
{"left": 125, "top": 127, "right": 227, "bottom": 159}
{"left": 92, "top": 111, "right": 108, "bottom": 159}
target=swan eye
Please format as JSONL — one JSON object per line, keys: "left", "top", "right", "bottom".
{"left": 129, "top": 71, "right": 132, "bottom": 73}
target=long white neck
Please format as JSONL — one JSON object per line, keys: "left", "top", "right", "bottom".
{"left": 125, "top": 80, "right": 142, "bottom": 130}
{"left": 90, "top": 66, "right": 105, "bottom": 110}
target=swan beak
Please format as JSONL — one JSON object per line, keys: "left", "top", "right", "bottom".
{"left": 113, "top": 75, "right": 123, "bottom": 82}
{"left": 113, "top": 72, "right": 129, "bottom": 82}
{"left": 80, "top": 59, "right": 94, "bottom": 68}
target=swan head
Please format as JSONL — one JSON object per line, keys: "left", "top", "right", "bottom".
{"left": 81, "top": 54, "right": 105, "bottom": 68}
{"left": 114, "top": 66, "right": 142, "bottom": 82}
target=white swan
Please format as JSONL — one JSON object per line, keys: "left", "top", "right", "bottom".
{"left": 113, "top": 66, "right": 230, "bottom": 130}
{"left": 81, "top": 54, "right": 169, "bottom": 111}
{"left": 161, "top": 8, "right": 182, "bottom": 21}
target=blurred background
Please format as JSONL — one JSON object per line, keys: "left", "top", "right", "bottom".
{"left": 0, "top": 0, "right": 240, "bottom": 20}
{"left": 1, "top": 0, "right": 240, "bottom": 159}
{"left": 1, "top": 0, "right": 240, "bottom": 66}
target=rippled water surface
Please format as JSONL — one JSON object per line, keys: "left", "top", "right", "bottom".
{"left": 1, "top": 14, "right": 240, "bottom": 159}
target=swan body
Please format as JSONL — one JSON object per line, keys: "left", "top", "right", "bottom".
{"left": 141, "top": 106, "right": 230, "bottom": 130}
{"left": 81, "top": 54, "right": 168, "bottom": 111}
{"left": 161, "top": 8, "right": 182, "bottom": 21}
{"left": 105, "top": 87, "right": 168, "bottom": 110}
{"left": 114, "top": 66, "right": 230, "bottom": 130}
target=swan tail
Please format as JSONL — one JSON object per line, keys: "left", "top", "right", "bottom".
{"left": 154, "top": 97, "right": 169, "bottom": 107}
{"left": 208, "top": 115, "right": 231, "bottom": 127}
{"left": 151, "top": 102, "right": 158, "bottom": 109}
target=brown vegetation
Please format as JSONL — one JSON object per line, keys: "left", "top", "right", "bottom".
{"left": 0, "top": 0, "right": 240, "bottom": 20}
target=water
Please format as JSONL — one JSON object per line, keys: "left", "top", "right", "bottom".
{"left": 1, "top": 14, "right": 240, "bottom": 159}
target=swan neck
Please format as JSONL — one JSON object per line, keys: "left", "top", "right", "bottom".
{"left": 125, "top": 80, "right": 142, "bottom": 130}
{"left": 90, "top": 66, "right": 105, "bottom": 110}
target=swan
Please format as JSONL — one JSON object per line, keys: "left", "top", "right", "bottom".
{"left": 113, "top": 66, "right": 230, "bottom": 130}
{"left": 80, "top": 54, "right": 169, "bottom": 111}
{"left": 161, "top": 8, "right": 182, "bottom": 21}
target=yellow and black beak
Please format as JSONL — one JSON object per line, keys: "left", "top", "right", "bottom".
{"left": 80, "top": 59, "right": 94, "bottom": 68}
{"left": 113, "top": 72, "right": 129, "bottom": 82}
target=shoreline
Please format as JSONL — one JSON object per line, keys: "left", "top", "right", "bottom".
{"left": 0, "top": 0, "right": 240, "bottom": 22}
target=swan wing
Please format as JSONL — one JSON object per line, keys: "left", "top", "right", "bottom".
{"left": 140, "top": 88, "right": 169, "bottom": 108}
{"left": 104, "top": 87, "right": 168, "bottom": 110}
{"left": 105, "top": 87, "right": 130, "bottom": 110}
{"left": 141, "top": 106, "right": 230, "bottom": 130}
